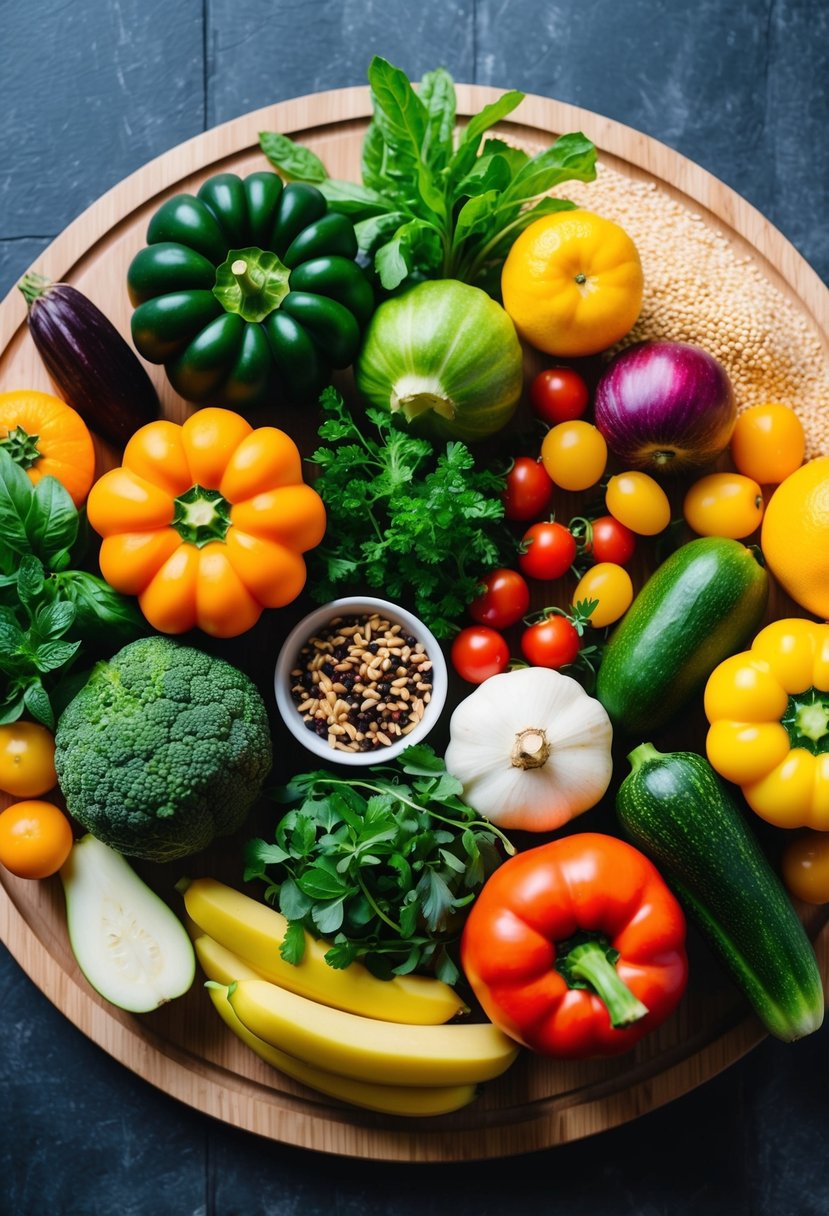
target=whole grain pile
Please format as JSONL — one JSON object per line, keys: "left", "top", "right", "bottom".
{"left": 564, "top": 164, "right": 829, "bottom": 458}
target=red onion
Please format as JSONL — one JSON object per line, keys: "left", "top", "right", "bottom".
{"left": 594, "top": 340, "right": 736, "bottom": 474}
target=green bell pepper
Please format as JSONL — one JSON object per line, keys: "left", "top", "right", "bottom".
{"left": 127, "top": 171, "right": 375, "bottom": 409}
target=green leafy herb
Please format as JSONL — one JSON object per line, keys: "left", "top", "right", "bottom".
{"left": 0, "top": 451, "right": 147, "bottom": 725}
{"left": 243, "top": 744, "right": 512, "bottom": 985}
{"left": 260, "top": 56, "right": 596, "bottom": 296}
{"left": 307, "top": 388, "right": 512, "bottom": 638}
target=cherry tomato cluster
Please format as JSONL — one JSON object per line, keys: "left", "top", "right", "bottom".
{"left": 453, "top": 369, "right": 807, "bottom": 688}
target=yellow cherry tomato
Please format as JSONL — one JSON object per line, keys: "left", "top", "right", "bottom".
{"left": 782, "top": 832, "right": 829, "bottom": 905}
{"left": 0, "top": 800, "right": 74, "bottom": 879}
{"left": 605, "top": 471, "right": 671, "bottom": 536}
{"left": 540, "top": 421, "right": 607, "bottom": 491}
{"left": 572, "top": 562, "right": 633, "bottom": 628}
{"left": 683, "top": 472, "right": 764, "bottom": 539}
{"left": 501, "top": 210, "right": 643, "bottom": 357}
{"left": 0, "top": 722, "right": 57, "bottom": 798}
{"left": 730, "top": 403, "right": 805, "bottom": 486}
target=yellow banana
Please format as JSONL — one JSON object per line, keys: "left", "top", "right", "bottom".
{"left": 225, "top": 977, "right": 521, "bottom": 1088}
{"left": 183, "top": 877, "right": 466, "bottom": 1025}
{"left": 197, "top": 935, "right": 477, "bottom": 1117}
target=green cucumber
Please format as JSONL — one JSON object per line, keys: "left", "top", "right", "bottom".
{"left": 617, "top": 744, "right": 824, "bottom": 1042}
{"left": 596, "top": 537, "right": 768, "bottom": 736}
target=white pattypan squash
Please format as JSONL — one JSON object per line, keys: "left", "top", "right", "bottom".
{"left": 444, "top": 666, "right": 613, "bottom": 831}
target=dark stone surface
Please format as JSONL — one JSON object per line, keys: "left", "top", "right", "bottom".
{"left": 1, "top": 2, "right": 828, "bottom": 1213}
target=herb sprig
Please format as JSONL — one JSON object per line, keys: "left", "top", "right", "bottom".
{"left": 260, "top": 56, "right": 597, "bottom": 296}
{"left": 307, "top": 387, "right": 512, "bottom": 638}
{"left": 243, "top": 744, "right": 512, "bottom": 985}
{"left": 0, "top": 450, "right": 146, "bottom": 725}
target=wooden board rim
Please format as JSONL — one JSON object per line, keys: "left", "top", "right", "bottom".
{"left": 1, "top": 83, "right": 827, "bottom": 1161}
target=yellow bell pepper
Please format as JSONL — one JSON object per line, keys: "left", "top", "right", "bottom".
{"left": 704, "top": 618, "right": 829, "bottom": 829}
{"left": 87, "top": 408, "right": 326, "bottom": 639}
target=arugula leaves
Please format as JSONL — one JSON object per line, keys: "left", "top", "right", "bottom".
{"left": 307, "top": 388, "right": 512, "bottom": 638}
{"left": 0, "top": 450, "right": 146, "bottom": 726}
{"left": 260, "top": 56, "right": 597, "bottom": 296}
{"left": 244, "top": 744, "right": 512, "bottom": 985}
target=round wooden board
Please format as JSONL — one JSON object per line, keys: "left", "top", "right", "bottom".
{"left": 1, "top": 86, "right": 828, "bottom": 1162}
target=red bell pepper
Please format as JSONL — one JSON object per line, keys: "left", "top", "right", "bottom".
{"left": 461, "top": 832, "right": 688, "bottom": 1058}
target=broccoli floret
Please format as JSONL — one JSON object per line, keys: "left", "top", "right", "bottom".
{"left": 54, "top": 636, "right": 273, "bottom": 862}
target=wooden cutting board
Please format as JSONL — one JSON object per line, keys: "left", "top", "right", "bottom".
{"left": 1, "top": 85, "right": 827, "bottom": 1162}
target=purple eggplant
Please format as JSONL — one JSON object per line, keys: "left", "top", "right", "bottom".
{"left": 18, "top": 272, "right": 160, "bottom": 447}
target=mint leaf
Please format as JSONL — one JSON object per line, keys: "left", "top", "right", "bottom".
{"left": 22, "top": 680, "right": 54, "bottom": 728}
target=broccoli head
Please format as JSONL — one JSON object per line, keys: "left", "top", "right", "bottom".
{"left": 54, "top": 636, "right": 273, "bottom": 862}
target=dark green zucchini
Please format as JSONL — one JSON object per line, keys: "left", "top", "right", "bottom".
{"left": 595, "top": 536, "right": 767, "bottom": 736}
{"left": 617, "top": 743, "right": 824, "bottom": 1042}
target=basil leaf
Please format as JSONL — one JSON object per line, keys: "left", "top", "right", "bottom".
{"left": 33, "top": 598, "right": 76, "bottom": 640}
{"left": 258, "top": 131, "right": 328, "bottom": 183}
{"left": 22, "top": 680, "right": 54, "bottom": 729}
{"left": 50, "top": 571, "right": 146, "bottom": 643}
{"left": 419, "top": 67, "right": 456, "bottom": 170}
{"left": 500, "top": 130, "right": 597, "bottom": 205}
{"left": 459, "top": 89, "right": 524, "bottom": 150}
{"left": 26, "top": 475, "right": 79, "bottom": 566}
{"left": 319, "top": 179, "right": 390, "bottom": 217}
{"left": 453, "top": 190, "right": 501, "bottom": 246}
{"left": 0, "top": 449, "right": 34, "bottom": 557}
{"left": 16, "top": 554, "right": 45, "bottom": 611}
{"left": 33, "top": 638, "right": 82, "bottom": 673}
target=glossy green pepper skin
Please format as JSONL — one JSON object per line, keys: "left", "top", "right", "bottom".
{"left": 127, "top": 171, "right": 374, "bottom": 409}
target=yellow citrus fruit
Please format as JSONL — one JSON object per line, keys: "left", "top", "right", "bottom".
{"left": 761, "top": 456, "right": 829, "bottom": 617}
{"left": 500, "top": 209, "right": 643, "bottom": 357}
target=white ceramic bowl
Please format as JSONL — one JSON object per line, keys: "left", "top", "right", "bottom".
{"left": 274, "top": 596, "right": 448, "bottom": 766}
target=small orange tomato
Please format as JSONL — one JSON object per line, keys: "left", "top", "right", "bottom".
{"left": 730, "top": 404, "right": 805, "bottom": 485}
{"left": 781, "top": 833, "right": 829, "bottom": 905}
{"left": 683, "top": 473, "right": 764, "bottom": 539}
{"left": 540, "top": 420, "right": 607, "bottom": 491}
{"left": 0, "top": 722, "right": 57, "bottom": 797}
{"left": 605, "top": 471, "right": 671, "bottom": 536}
{"left": 0, "top": 800, "right": 74, "bottom": 879}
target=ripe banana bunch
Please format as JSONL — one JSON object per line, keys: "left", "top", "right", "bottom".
{"left": 186, "top": 878, "right": 520, "bottom": 1116}
{"left": 183, "top": 877, "right": 467, "bottom": 1024}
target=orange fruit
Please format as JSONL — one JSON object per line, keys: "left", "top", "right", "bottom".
{"left": 761, "top": 456, "right": 829, "bottom": 617}
{"left": 500, "top": 210, "right": 643, "bottom": 357}
{"left": 0, "top": 799, "right": 74, "bottom": 879}
{"left": 730, "top": 403, "right": 805, "bottom": 485}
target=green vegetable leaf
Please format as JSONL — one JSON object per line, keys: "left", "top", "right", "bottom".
{"left": 367, "top": 56, "right": 446, "bottom": 219}
{"left": 32, "top": 638, "right": 81, "bottom": 672}
{"left": 297, "top": 861, "right": 349, "bottom": 901}
{"left": 419, "top": 67, "right": 456, "bottom": 170}
{"left": 0, "top": 449, "right": 34, "bottom": 557}
{"left": 319, "top": 179, "right": 390, "bottom": 216}
{"left": 500, "top": 131, "right": 597, "bottom": 205}
{"left": 16, "top": 555, "right": 45, "bottom": 611}
{"left": 27, "top": 476, "right": 79, "bottom": 565}
{"left": 417, "top": 868, "right": 456, "bottom": 932}
{"left": 33, "top": 598, "right": 76, "bottom": 639}
{"left": 459, "top": 89, "right": 524, "bottom": 149}
{"left": 374, "top": 219, "right": 442, "bottom": 290}
{"left": 278, "top": 877, "right": 313, "bottom": 921}
{"left": 22, "top": 680, "right": 54, "bottom": 728}
{"left": 279, "top": 919, "right": 307, "bottom": 965}
{"left": 453, "top": 190, "right": 501, "bottom": 246}
{"left": 259, "top": 131, "right": 328, "bottom": 183}
{"left": 49, "top": 570, "right": 146, "bottom": 643}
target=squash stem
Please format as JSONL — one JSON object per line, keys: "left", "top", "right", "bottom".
{"left": 564, "top": 939, "right": 649, "bottom": 1028}
{"left": 626, "top": 741, "right": 664, "bottom": 773}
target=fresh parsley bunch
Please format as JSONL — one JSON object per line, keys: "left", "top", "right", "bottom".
{"left": 243, "top": 744, "right": 512, "bottom": 985}
{"left": 0, "top": 450, "right": 146, "bottom": 726}
{"left": 306, "top": 388, "right": 512, "bottom": 638}
{"left": 260, "top": 56, "right": 597, "bottom": 296}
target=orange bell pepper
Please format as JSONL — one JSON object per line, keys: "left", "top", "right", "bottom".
{"left": 87, "top": 408, "right": 325, "bottom": 638}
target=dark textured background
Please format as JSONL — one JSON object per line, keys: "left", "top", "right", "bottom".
{"left": 1, "top": 2, "right": 828, "bottom": 1212}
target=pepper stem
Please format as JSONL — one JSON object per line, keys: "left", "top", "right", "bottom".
{"left": 564, "top": 939, "right": 650, "bottom": 1028}
{"left": 784, "top": 690, "right": 829, "bottom": 753}
{"left": 0, "top": 424, "right": 41, "bottom": 470}
{"left": 213, "top": 246, "right": 291, "bottom": 323}
{"left": 172, "top": 485, "right": 232, "bottom": 547}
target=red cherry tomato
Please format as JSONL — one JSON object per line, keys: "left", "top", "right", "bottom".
{"left": 520, "top": 616, "right": 580, "bottom": 669}
{"left": 518, "top": 521, "right": 577, "bottom": 581}
{"left": 585, "top": 515, "right": 637, "bottom": 566}
{"left": 503, "top": 458, "right": 554, "bottom": 521}
{"left": 469, "top": 569, "right": 531, "bottom": 629}
{"left": 451, "top": 626, "right": 510, "bottom": 684}
{"left": 529, "top": 367, "right": 590, "bottom": 425}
